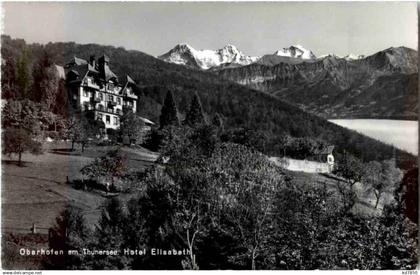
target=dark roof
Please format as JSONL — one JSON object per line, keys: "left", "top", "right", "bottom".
{"left": 87, "top": 63, "right": 99, "bottom": 74}
{"left": 98, "top": 54, "right": 110, "bottom": 63}
{"left": 66, "top": 56, "right": 88, "bottom": 67}
{"left": 103, "top": 65, "right": 118, "bottom": 82}
{"left": 66, "top": 63, "right": 99, "bottom": 81}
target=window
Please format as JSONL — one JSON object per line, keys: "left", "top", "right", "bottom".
{"left": 108, "top": 94, "right": 113, "bottom": 101}
{"left": 106, "top": 115, "right": 110, "bottom": 124}
{"left": 117, "top": 97, "right": 121, "bottom": 105}
{"left": 97, "top": 113, "right": 103, "bottom": 121}
{"left": 83, "top": 90, "right": 88, "bottom": 97}
{"left": 108, "top": 83, "right": 114, "bottom": 90}
{"left": 98, "top": 104, "right": 104, "bottom": 111}
{"left": 114, "top": 116, "right": 119, "bottom": 125}
{"left": 99, "top": 92, "right": 103, "bottom": 100}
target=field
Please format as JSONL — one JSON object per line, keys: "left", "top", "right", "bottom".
{"left": 2, "top": 141, "right": 158, "bottom": 233}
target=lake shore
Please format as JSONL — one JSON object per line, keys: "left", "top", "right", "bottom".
{"left": 329, "top": 119, "right": 418, "bottom": 155}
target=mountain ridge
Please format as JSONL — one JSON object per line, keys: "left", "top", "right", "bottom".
{"left": 215, "top": 46, "right": 418, "bottom": 120}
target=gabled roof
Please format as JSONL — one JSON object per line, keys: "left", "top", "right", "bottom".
{"left": 66, "top": 56, "right": 88, "bottom": 67}
{"left": 54, "top": 64, "right": 65, "bottom": 79}
{"left": 103, "top": 65, "right": 118, "bottom": 82}
{"left": 87, "top": 63, "right": 99, "bottom": 74}
{"left": 126, "top": 75, "right": 136, "bottom": 85}
{"left": 65, "top": 63, "right": 99, "bottom": 81}
{"left": 119, "top": 75, "right": 137, "bottom": 96}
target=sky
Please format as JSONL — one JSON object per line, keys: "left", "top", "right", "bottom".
{"left": 2, "top": 2, "right": 418, "bottom": 57}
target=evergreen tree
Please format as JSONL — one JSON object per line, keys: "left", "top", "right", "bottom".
{"left": 159, "top": 90, "right": 179, "bottom": 128}
{"left": 44, "top": 205, "right": 91, "bottom": 269}
{"left": 185, "top": 92, "right": 205, "bottom": 127}
{"left": 212, "top": 113, "right": 224, "bottom": 130}
{"left": 53, "top": 79, "right": 69, "bottom": 117}
{"left": 1, "top": 58, "right": 17, "bottom": 99}
{"left": 16, "top": 48, "right": 32, "bottom": 99}
{"left": 91, "top": 198, "right": 130, "bottom": 269}
{"left": 32, "top": 51, "right": 58, "bottom": 109}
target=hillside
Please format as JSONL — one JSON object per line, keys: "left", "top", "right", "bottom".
{"left": 1, "top": 35, "right": 416, "bottom": 168}
{"left": 215, "top": 47, "right": 418, "bottom": 120}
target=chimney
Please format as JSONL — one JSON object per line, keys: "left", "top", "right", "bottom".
{"left": 89, "top": 55, "right": 96, "bottom": 68}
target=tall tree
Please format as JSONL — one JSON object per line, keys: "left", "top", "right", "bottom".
{"left": 211, "top": 113, "right": 224, "bottom": 130}
{"left": 185, "top": 93, "right": 205, "bottom": 127}
{"left": 53, "top": 79, "right": 69, "bottom": 117}
{"left": 45, "top": 205, "right": 92, "bottom": 269}
{"left": 1, "top": 58, "right": 17, "bottom": 99}
{"left": 32, "top": 51, "right": 59, "bottom": 110}
{"left": 16, "top": 48, "right": 32, "bottom": 99}
{"left": 159, "top": 90, "right": 179, "bottom": 128}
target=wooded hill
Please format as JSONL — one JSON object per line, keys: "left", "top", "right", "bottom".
{"left": 1, "top": 35, "right": 415, "bottom": 169}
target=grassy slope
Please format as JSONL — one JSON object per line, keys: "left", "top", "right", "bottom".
{"left": 2, "top": 142, "right": 157, "bottom": 234}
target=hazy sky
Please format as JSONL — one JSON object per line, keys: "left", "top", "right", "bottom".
{"left": 2, "top": 2, "right": 418, "bottom": 57}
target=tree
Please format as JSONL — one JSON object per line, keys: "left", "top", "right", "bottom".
{"left": 206, "top": 143, "right": 283, "bottom": 269}
{"left": 159, "top": 90, "right": 180, "bottom": 128}
{"left": 45, "top": 205, "right": 92, "bottom": 269}
{"left": 32, "top": 51, "right": 54, "bottom": 103}
{"left": 2, "top": 127, "right": 42, "bottom": 166}
{"left": 90, "top": 198, "right": 130, "bottom": 269}
{"left": 365, "top": 160, "right": 403, "bottom": 208}
{"left": 40, "top": 67, "right": 60, "bottom": 110}
{"left": 16, "top": 48, "right": 32, "bottom": 99}
{"left": 396, "top": 167, "right": 418, "bottom": 223}
{"left": 1, "top": 58, "right": 17, "bottom": 99}
{"left": 119, "top": 110, "right": 146, "bottom": 144}
{"left": 67, "top": 111, "right": 104, "bottom": 152}
{"left": 81, "top": 150, "right": 127, "bottom": 191}
{"left": 185, "top": 93, "right": 205, "bottom": 127}
{"left": 53, "top": 79, "right": 69, "bottom": 117}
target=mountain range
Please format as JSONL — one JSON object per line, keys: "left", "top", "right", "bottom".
{"left": 158, "top": 44, "right": 318, "bottom": 70}
{"left": 159, "top": 44, "right": 418, "bottom": 119}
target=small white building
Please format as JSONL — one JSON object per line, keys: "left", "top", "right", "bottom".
{"left": 270, "top": 145, "right": 335, "bottom": 174}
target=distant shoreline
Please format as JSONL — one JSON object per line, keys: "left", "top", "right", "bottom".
{"left": 327, "top": 117, "right": 418, "bottom": 122}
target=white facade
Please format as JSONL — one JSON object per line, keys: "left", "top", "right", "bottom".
{"left": 66, "top": 55, "right": 138, "bottom": 130}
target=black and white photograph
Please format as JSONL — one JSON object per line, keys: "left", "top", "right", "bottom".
{"left": 1, "top": 1, "right": 418, "bottom": 271}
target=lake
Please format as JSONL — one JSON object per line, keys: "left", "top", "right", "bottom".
{"left": 329, "top": 119, "right": 418, "bottom": 155}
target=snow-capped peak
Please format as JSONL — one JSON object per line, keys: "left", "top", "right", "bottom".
{"left": 158, "top": 44, "right": 260, "bottom": 70}
{"left": 274, "top": 45, "right": 316, "bottom": 60}
{"left": 343, "top": 54, "right": 365, "bottom": 61}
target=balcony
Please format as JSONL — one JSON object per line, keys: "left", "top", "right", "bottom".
{"left": 108, "top": 101, "right": 117, "bottom": 108}
{"left": 91, "top": 96, "right": 101, "bottom": 103}
{"left": 123, "top": 105, "right": 133, "bottom": 112}
{"left": 84, "top": 78, "right": 100, "bottom": 89}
